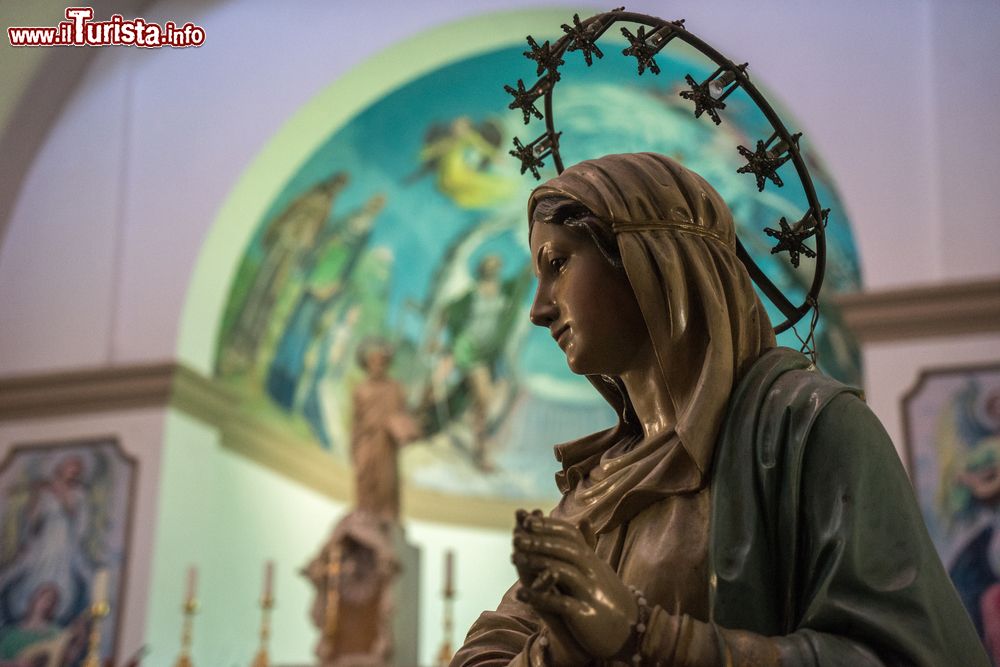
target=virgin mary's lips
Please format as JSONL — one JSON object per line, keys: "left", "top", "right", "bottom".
{"left": 552, "top": 324, "right": 570, "bottom": 345}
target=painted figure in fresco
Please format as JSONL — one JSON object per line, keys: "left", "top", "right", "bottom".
{"left": 351, "top": 340, "right": 420, "bottom": 521}
{"left": 452, "top": 154, "right": 988, "bottom": 666}
{"left": 266, "top": 194, "right": 385, "bottom": 411}
{"left": 306, "top": 246, "right": 396, "bottom": 450}
{"left": 412, "top": 117, "right": 514, "bottom": 210}
{"left": 221, "top": 172, "right": 349, "bottom": 375}
{"left": 424, "top": 254, "right": 532, "bottom": 470}
{"left": 936, "top": 380, "right": 1000, "bottom": 663}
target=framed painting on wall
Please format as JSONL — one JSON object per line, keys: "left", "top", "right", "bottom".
{"left": 904, "top": 363, "right": 1000, "bottom": 663}
{"left": 0, "top": 436, "right": 137, "bottom": 666}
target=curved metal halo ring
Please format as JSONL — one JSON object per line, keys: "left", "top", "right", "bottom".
{"left": 508, "top": 9, "right": 827, "bottom": 335}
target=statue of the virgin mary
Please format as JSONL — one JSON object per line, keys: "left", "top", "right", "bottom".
{"left": 451, "top": 153, "right": 989, "bottom": 666}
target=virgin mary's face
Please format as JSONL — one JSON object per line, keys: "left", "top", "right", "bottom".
{"left": 529, "top": 222, "right": 649, "bottom": 376}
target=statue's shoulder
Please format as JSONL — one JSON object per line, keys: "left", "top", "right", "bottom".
{"left": 717, "top": 347, "right": 864, "bottom": 473}
{"left": 751, "top": 347, "right": 858, "bottom": 401}
{"left": 729, "top": 346, "right": 856, "bottom": 411}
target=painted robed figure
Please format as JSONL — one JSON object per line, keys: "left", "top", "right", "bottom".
{"left": 451, "top": 153, "right": 989, "bottom": 666}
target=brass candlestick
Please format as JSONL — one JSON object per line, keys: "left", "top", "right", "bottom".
{"left": 173, "top": 599, "right": 198, "bottom": 667}
{"left": 436, "top": 585, "right": 454, "bottom": 667}
{"left": 81, "top": 599, "right": 110, "bottom": 667}
{"left": 250, "top": 595, "right": 274, "bottom": 667}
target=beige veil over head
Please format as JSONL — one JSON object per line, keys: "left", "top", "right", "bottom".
{"left": 528, "top": 153, "right": 775, "bottom": 531}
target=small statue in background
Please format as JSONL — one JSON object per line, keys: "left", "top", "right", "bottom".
{"left": 303, "top": 339, "right": 420, "bottom": 666}
{"left": 351, "top": 339, "right": 420, "bottom": 522}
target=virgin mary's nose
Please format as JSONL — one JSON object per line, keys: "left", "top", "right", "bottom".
{"left": 529, "top": 287, "right": 557, "bottom": 327}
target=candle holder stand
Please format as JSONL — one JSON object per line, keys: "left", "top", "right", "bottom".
{"left": 81, "top": 599, "right": 111, "bottom": 667}
{"left": 173, "top": 599, "right": 198, "bottom": 667}
{"left": 436, "top": 585, "right": 454, "bottom": 667}
{"left": 250, "top": 595, "right": 274, "bottom": 667}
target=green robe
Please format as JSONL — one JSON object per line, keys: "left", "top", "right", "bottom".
{"left": 0, "top": 624, "right": 59, "bottom": 660}
{"left": 453, "top": 348, "right": 988, "bottom": 665}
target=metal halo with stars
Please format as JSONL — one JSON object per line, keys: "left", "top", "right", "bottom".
{"left": 504, "top": 7, "right": 829, "bottom": 339}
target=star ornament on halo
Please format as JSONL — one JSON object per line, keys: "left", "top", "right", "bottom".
{"left": 620, "top": 26, "right": 661, "bottom": 76}
{"left": 504, "top": 79, "right": 543, "bottom": 125}
{"left": 561, "top": 13, "right": 604, "bottom": 66}
{"left": 509, "top": 136, "right": 546, "bottom": 179}
{"left": 523, "top": 36, "right": 564, "bottom": 80}
{"left": 737, "top": 133, "right": 801, "bottom": 191}
{"left": 764, "top": 208, "right": 829, "bottom": 268}
{"left": 679, "top": 74, "right": 726, "bottom": 124}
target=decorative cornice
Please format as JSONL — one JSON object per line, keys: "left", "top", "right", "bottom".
{"left": 831, "top": 277, "right": 1000, "bottom": 343}
{"left": 0, "top": 362, "right": 178, "bottom": 420}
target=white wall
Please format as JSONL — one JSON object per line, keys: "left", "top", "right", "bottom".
{"left": 147, "top": 411, "right": 340, "bottom": 666}
{"left": 929, "top": 0, "right": 1000, "bottom": 280}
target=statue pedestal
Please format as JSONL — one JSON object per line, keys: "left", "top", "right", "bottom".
{"left": 303, "top": 511, "right": 420, "bottom": 667}
{"left": 391, "top": 526, "right": 420, "bottom": 667}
